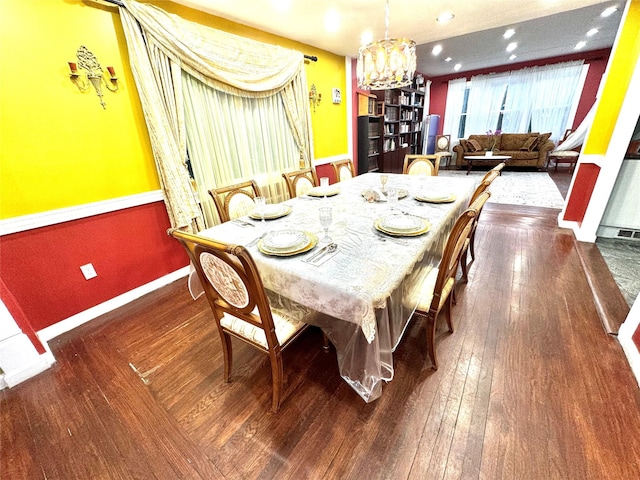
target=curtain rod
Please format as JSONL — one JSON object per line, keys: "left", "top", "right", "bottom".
{"left": 97, "top": 0, "right": 318, "bottom": 62}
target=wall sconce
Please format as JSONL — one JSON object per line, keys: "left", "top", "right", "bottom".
{"left": 309, "top": 84, "right": 321, "bottom": 113}
{"left": 68, "top": 46, "right": 118, "bottom": 109}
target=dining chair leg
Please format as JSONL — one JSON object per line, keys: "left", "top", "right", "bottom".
{"left": 426, "top": 313, "right": 438, "bottom": 370}
{"left": 445, "top": 294, "right": 454, "bottom": 333}
{"left": 269, "top": 350, "right": 284, "bottom": 413}
{"left": 460, "top": 249, "right": 469, "bottom": 283}
{"left": 469, "top": 230, "right": 477, "bottom": 265}
{"left": 220, "top": 331, "right": 233, "bottom": 382}
{"left": 322, "top": 332, "right": 330, "bottom": 353}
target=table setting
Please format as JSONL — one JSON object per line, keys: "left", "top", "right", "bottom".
{"left": 196, "top": 172, "right": 477, "bottom": 402}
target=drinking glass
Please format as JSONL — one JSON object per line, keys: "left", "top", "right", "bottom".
{"left": 380, "top": 174, "right": 388, "bottom": 193}
{"left": 318, "top": 206, "right": 333, "bottom": 243}
{"left": 320, "top": 177, "right": 329, "bottom": 198}
{"left": 387, "top": 187, "right": 398, "bottom": 212}
{"left": 254, "top": 196, "right": 266, "bottom": 230}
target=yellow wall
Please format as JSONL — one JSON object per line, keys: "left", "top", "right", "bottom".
{"left": 584, "top": 0, "right": 640, "bottom": 154}
{"left": 0, "top": 0, "right": 348, "bottom": 219}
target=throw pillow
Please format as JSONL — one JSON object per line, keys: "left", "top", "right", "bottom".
{"left": 520, "top": 136, "right": 539, "bottom": 151}
{"left": 468, "top": 139, "right": 482, "bottom": 152}
{"left": 459, "top": 139, "right": 470, "bottom": 152}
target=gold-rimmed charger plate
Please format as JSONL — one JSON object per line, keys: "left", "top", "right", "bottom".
{"left": 414, "top": 192, "right": 456, "bottom": 204}
{"left": 374, "top": 217, "right": 431, "bottom": 237}
{"left": 249, "top": 204, "right": 292, "bottom": 220}
{"left": 308, "top": 186, "right": 340, "bottom": 197}
{"left": 258, "top": 232, "right": 318, "bottom": 256}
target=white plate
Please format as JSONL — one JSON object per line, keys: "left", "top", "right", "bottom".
{"left": 262, "top": 229, "right": 308, "bottom": 251}
{"left": 380, "top": 215, "right": 424, "bottom": 233}
{"left": 308, "top": 186, "right": 340, "bottom": 197}
{"left": 414, "top": 191, "right": 456, "bottom": 203}
{"left": 249, "top": 204, "right": 291, "bottom": 219}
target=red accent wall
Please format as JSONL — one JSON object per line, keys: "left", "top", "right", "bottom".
{"left": 563, "top": 163, "right": 601, "bottom": 223}
{"left": 428, "top": 48, "right": 611, "bottom": 134}
{"left": 0, "top": 202, "right": 188, "bottom": 332}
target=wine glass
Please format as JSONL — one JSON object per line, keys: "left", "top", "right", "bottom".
{"left": 318, "top": 206, "right": 333, "bottom": 243}
{"left": 254, "top": 196, "right": 266, "bottom": 230}
{"left": 380, "top": 174, "right": 388, "bottom": 194}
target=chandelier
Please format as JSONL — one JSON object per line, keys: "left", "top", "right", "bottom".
{"left": 357, "top": 0, "right": 416, "bottom": 90}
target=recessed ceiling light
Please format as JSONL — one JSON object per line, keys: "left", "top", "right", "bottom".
{"left": 444, "top": 57, "right": 452, "bottom": 62}
{"left": 506, "top": 42, "right": 517, "bottom": 52}
{"left": 272, "top": 0, "right": 292, "bottom": 12}
{"left": 509, "top": 54, "right": 517, "bottom": 60}
{"left": 503, "top": 29, "right": 515, "bottom": 39}
{"left": 587, "top": 28, "right": 599, "bottom": 37}
{"left": 360, "top": 31, "right": 373, "bottom": 45}
{"left": 325, "top": 9, "right": 340, "bottom": 33}
{"left": 432, "top": 45, "right": 443, "bottom": 56}
{"left": 601, "top": 6, "right": 618, "bottom": 17}
{"left": 575, "top": 41, "right": 587, "bottom": 50}
{"left": 454, "top": 63, "right": 462, "bottom": 71}
{"left": 437, "top": 12, "right": 454, "bottom": 23}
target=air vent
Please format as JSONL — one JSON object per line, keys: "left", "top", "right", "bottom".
{"left": 617, "top": 229, "right": 640, "bottom": 241}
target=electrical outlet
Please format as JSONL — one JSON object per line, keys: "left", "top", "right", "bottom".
{"left": 80, "top": 263, "right": 97, "bottom": 280}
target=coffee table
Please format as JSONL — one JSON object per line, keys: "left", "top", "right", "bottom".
{"left": 464, "top": 155, "right": 511, "bottom": 174}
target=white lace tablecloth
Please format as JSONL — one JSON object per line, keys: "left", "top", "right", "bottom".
{"left": 197, "top": 172, "right": 476, "bottom": 402}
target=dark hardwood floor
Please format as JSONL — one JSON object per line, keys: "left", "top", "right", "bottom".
{"left": 3, "top": 201, "right": 640, "bottom": 479}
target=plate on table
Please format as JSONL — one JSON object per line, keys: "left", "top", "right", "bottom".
{"left": 249, "top": 204, "right": 291, "bottom": 220}
{"left": 361, "top": 188, "right": 409, "bottom": 202}
{"left": 375, "top": 215, "right": 431, "bottom": 236}
{"left": 414, "top": 191, "right": 456, "bottom": 203}
{"left": 258, "top": 230, "right": 317, "bottom": 256}
{"left": 307, "top": 185, "right": 340, "bottom": 197}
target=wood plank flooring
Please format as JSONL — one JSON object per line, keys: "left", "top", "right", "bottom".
{"left": 2, "top": 203, "right": 640, "bottom": 479}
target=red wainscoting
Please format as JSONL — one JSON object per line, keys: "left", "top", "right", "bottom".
{"left": 0, "top": 202, "right": 189, "bottom": 333}
{"left": 0, "top": 279, "right": 46, "bottom": 353}
{"left": 563, "top": 163, "right": 601, "bottom": 223}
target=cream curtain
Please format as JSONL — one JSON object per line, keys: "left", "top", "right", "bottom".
{"left": 118, "top": 0, "right": 313, "bottom": 230}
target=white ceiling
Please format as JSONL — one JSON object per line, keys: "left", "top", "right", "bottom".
{"left": 170, "top": 0, "right": 624, "bottom": 77}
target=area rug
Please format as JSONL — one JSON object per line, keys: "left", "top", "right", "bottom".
{"left": 439, "top": 170, "right": 566, "bottom": 209}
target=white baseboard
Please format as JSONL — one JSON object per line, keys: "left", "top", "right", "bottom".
{"left": 38, "top": 266, "right": 190, "bottom": 342}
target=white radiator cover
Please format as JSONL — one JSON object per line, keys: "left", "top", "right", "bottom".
{"left": 598, "top": 158, "right": 640, "bottom": 240}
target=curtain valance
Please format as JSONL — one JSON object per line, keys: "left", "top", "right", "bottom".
{"left": 122, "top": 0, "right": 304, "bottom": 97}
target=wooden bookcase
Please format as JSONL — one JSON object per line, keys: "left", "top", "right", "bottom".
{"left": 357, "top": 115, "right": 382, "bottom": 174}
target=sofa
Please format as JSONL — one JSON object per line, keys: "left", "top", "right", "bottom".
{"left": 452, "top": 132, "right": 555, "bottom": 170}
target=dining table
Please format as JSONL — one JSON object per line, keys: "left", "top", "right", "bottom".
{"left": 196, "top": 172, "right": 477, "bottom": 403}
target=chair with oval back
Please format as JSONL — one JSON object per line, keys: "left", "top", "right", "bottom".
{"left": 208, "top": 180, "right": 261, "bottom": 223}
{"left": 410, "top": 207, "right": 477, "bottom": 369}
{"left": 168, "top": 228, "right": 312, "bottom": 413}
{"left": 460, "top": 191, "right": 492, "bottom": 282}
{"left": 330, "top": 158, "right": 356, "bottom": 182}
{"left": 282, "top": 167, "right": 318, "bottom": 198}
{"left": 403, "top": 155, "right": 437, "bottom": 176}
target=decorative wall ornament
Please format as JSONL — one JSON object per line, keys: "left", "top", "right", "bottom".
{"left": 68, "top": 46, "right": 118, "bottom": 109}
{"left": 309, "top": 83, "right": 321, "bottom": 113}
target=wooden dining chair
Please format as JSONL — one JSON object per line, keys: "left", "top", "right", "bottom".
{"left": 208, "top": 180, "right": 261, "bottom": 223}
{"left": 331, "top": 158, "right": 355, "bottom": 182}
{"left": 460, "top": 191, "right": 492, "bottom": 282}
{"left": 168, "top": 229, "right": 311, "bottom": 413}
{"left": 282, "top": 167, "right": 318, "bottom": 198}
{"left": 481, "top": 161, "right": 506, "bottom": 182}
{"left": 411, "top": 207, "right": 477, "bottom": 369}
{"left": 402, "top": 155, "right": 437, "bottom": 176}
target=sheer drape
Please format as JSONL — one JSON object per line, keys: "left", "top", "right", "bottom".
{"left": 118, "top": 0, "right": 312, "bottom": 231}
{"left": 182, "top": 73, "right": 299, "bottom": 226}
{"left": 501, "top": 68, "right": 536, "bottom": 133}
{"left": 529, "top": 61, "right": 584, "bottom": 143}
{"left": 463, "top": 73, "right": 509, "bottom": 137}
{"left": 442, "top": 78, "right": 467, "bottom": 143}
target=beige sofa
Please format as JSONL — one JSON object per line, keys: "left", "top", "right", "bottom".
{"left": 452, "top": 132, "right": 555, "bottom": 170}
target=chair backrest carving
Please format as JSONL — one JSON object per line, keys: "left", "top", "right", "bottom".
{"left": 282, "top": 168, "right": 318, "bottom": 198}
{"left": 331, "top": 159, "right": 355, "bottom": 182}
{"left": 209, "top": 180, "right": 261, "bottom": 223}
{"left": 403, "top": 155, "right": 436, "bottom": 176}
